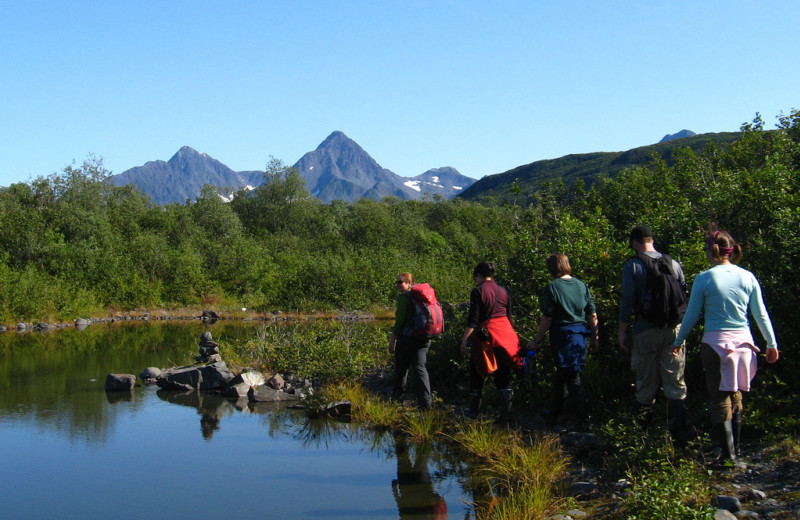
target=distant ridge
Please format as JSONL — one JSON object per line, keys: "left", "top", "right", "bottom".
{"left": 108, "top": 132, "right": 474, "bottom": 205}
{"left": 458, "top": 131, "right": 742, "bottom": 204}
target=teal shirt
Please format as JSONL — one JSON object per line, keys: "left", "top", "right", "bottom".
{"left": 541, "top": 277, "right": 596, "bottom": 325}
{"left": 674, "top": 264, "right": 777, "bottom": 348}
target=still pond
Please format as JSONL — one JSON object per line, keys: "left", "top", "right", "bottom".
{"left": 0, "top": 321, "right": 468, "bottom": 519}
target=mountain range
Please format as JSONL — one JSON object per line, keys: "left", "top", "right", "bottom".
{"left": 108, "top": 128, "right": 744, "bottom": 206}
{"left": 108, "top": 131, "right": 475, "bottom": 205}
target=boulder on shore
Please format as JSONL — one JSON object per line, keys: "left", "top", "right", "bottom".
{"left": 248, "top": 386, "right": 298, "bottom": 403}
{"left": 156, "top": 361, "right": 234, "bottom": 391}
{"left": 105, "top": 373, "right": 136, "bottom": 391}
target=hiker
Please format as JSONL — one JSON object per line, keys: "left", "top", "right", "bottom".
{"left": 618, "top": 225, "right": 689, "bottom": 442}
{"left": 674, "top": 230, "right": 779, "bottom": 465}
{"left": 527, "top": 253, "right": 599, "bottom": 428}
{"left": 460, "top": 262, "right": 521, "bottom": 421}
{"left": 389, "top": 272, "right": 433, "bottom": 409}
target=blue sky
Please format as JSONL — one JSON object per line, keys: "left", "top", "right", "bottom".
{"left": 1, "top": 1, "right": 798, "bottom": 186}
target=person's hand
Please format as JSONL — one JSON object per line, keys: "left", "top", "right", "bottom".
{"left": 460, "top": 340, "right": 469, "bottom": 356}
{"left": 617, "top": 333, "right": 630, "bottom": 352}
{"left": 589, "top": 338, "right": 599, "bottom": 354}
{"left": 526, "top": 339, "right": 537, "bottom": 350}
{"left": 671, "top": 345, "right": 682, "bottom": 357}
{"left": 766, "top": 347, "right": 779, "bottom": 364}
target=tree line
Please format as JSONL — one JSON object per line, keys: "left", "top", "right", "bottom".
{"left": 0, "top": 110, "right": 797, "bottom": 357}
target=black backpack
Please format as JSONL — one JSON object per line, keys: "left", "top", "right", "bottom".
{"left": 635, "top": 253, "right": 688, "bottom": 328}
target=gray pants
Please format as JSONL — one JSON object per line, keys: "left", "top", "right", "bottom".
{"left": 631, "top": 325, "right": 687, "bottom": 404}
{"left": 393, "top": 336, "right": 432, "bottom": 409}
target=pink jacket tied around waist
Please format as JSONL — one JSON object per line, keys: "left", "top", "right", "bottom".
{"left": 703, "top": 329, "right": 758, "bottom": 392}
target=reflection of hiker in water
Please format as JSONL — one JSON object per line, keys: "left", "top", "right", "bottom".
{"left": 392, "top": 433, "right": 448, "bottom": 519}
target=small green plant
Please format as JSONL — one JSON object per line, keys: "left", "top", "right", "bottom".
{"left": 599, "top": 416, "right": 717, "bottom": 519}
{"left": 620, "top": 462, "right": 716, "bottom": 520}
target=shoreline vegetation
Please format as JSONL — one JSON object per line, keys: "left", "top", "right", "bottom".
{"left": 1, "top": 110, "right": 798, "bottom": 517}
{"left": 0, "top": 305, "right": 396, "bottom": 330}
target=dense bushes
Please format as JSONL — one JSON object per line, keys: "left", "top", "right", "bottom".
{"left": 0, "top": 110, "right": 797, "bottom": 363}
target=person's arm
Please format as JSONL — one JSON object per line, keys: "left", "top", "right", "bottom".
{"left": 584, "top": 284, "right": 599, "bottom": 352}
{"left": 389, "top": 294, "right": 412, "bottom": 353}
{"left": 618, "top": 260, "right": 636, "bottom": 352}
{"left": 587, "top": 313, "right": 599, "bottom": 353}
{"left": 460, "top": 327, "right": 475, "bottom": 356}
{"left": 673, "top": 273, "right": 705, "bottom": 347}
{"left": 747, "top": 274, "right": 779, "bottom": 363}
{"left": 528, "top": 283, "right": 554, "bottom": 349}
{"left": 461, "top": 288, "right": 481, "bottom": 356}
{"left": 527, "top": 316, "right": 552, "bottom": 350}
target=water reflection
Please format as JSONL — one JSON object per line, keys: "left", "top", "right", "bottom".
{"left": 0, "top": 321, "right": 472, "bottom": 519}
{"left": 393, "top": 433, "right": 449, "bottom": 519}
{"left": 0, "top": 320, "right": 260, "bottom": 443}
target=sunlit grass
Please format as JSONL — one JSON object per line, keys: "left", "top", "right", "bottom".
{"left": 449, "top": 421, "right": 570, "bottom": 519}
{"left": 451, "top": 418, "right": 509, "bottom": 461}
{"left": 360, "top": 398, "right": 402, "bottom": 429}
{"left": 400, "top": 408, "right": 448, "bottom": 443}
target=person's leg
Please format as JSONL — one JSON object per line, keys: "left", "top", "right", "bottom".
{"left": 492, "top": 348, "right": 514, "bottom": 422}
{"left": 411, "top": 340, "right": 432, "bottom": 409}
{"left": 564, "top": 369, "right": 585, "bottom": 425}
{"left": 659, "top": 326, "right": 688, "bottom": 401}
{"left": 654, "top": 327, "right": 689, "bottom": 443}
{"left": 467, "top": 360, "right": 485, "bottom": 417}
{"left": 702, "top": 343, "right": 736, "bottom": 463}
{"left": 631, "top": 328, "right": 660, "bottom": 426}
{"left": 392, "top": 339, "right": 411, "bottom": 401}
{"left": 549, "top": 368, "right": 568, "bottom": 424}
{"left": 732, "top": 391, "right": 744, "bottom": 456}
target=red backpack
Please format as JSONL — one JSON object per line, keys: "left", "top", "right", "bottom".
{"left": 402, "top": 283, "right": 445, "bottom": 339}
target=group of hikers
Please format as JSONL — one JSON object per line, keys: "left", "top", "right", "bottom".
{"left": 389, "top": 225, "right": 780, "bottom": 466}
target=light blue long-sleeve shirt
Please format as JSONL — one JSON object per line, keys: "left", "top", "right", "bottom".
{"left": 674, "top": 263, "right": 777, "bottom": 348}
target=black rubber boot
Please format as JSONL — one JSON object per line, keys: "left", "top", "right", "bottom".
{"left": 466, "top": 390, "right": 482, "bottom": 419}
{"left": 495, "top": 389, "right": 513, "bottom": 423}
{"left": 668, "top": 399, "right": 690, "bottom": 446}
{"left": 732, "top": 411, "right": 743, "bottom": 457}
{"left": 714, "top": 420, "right": 738, "bottom": 467}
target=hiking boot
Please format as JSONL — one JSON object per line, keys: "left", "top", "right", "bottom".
{"left": 713, "top": 420, "right": 744, "bottom": 469}
{"left": 457, "top": 390, "right": 481, "bottom": 419}
{"left": 732, "top": 411, "right": 743, "bottom": 457}
{"left": 668, "top": 399, "right": 690, "bottom": 447}
{"left": 494, "top": 389, "right": 513, "bottom": 423}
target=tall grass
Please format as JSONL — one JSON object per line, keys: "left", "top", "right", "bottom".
{"left": 400, "top": 408, "right": 449, "bottom": 443}
{"left": 229, "top": 321, "right": 390, "bottom": 382}
{"left": 452, "top": 422, "right": 570, "bottom": 519}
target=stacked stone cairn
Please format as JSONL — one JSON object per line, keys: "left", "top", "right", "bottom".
{"left": 113, "top": 331, "right": 315, "bottom": 404}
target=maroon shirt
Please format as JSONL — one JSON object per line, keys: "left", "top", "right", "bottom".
{"left": 466, "top": 279, "right": 513, "bottom": 328}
